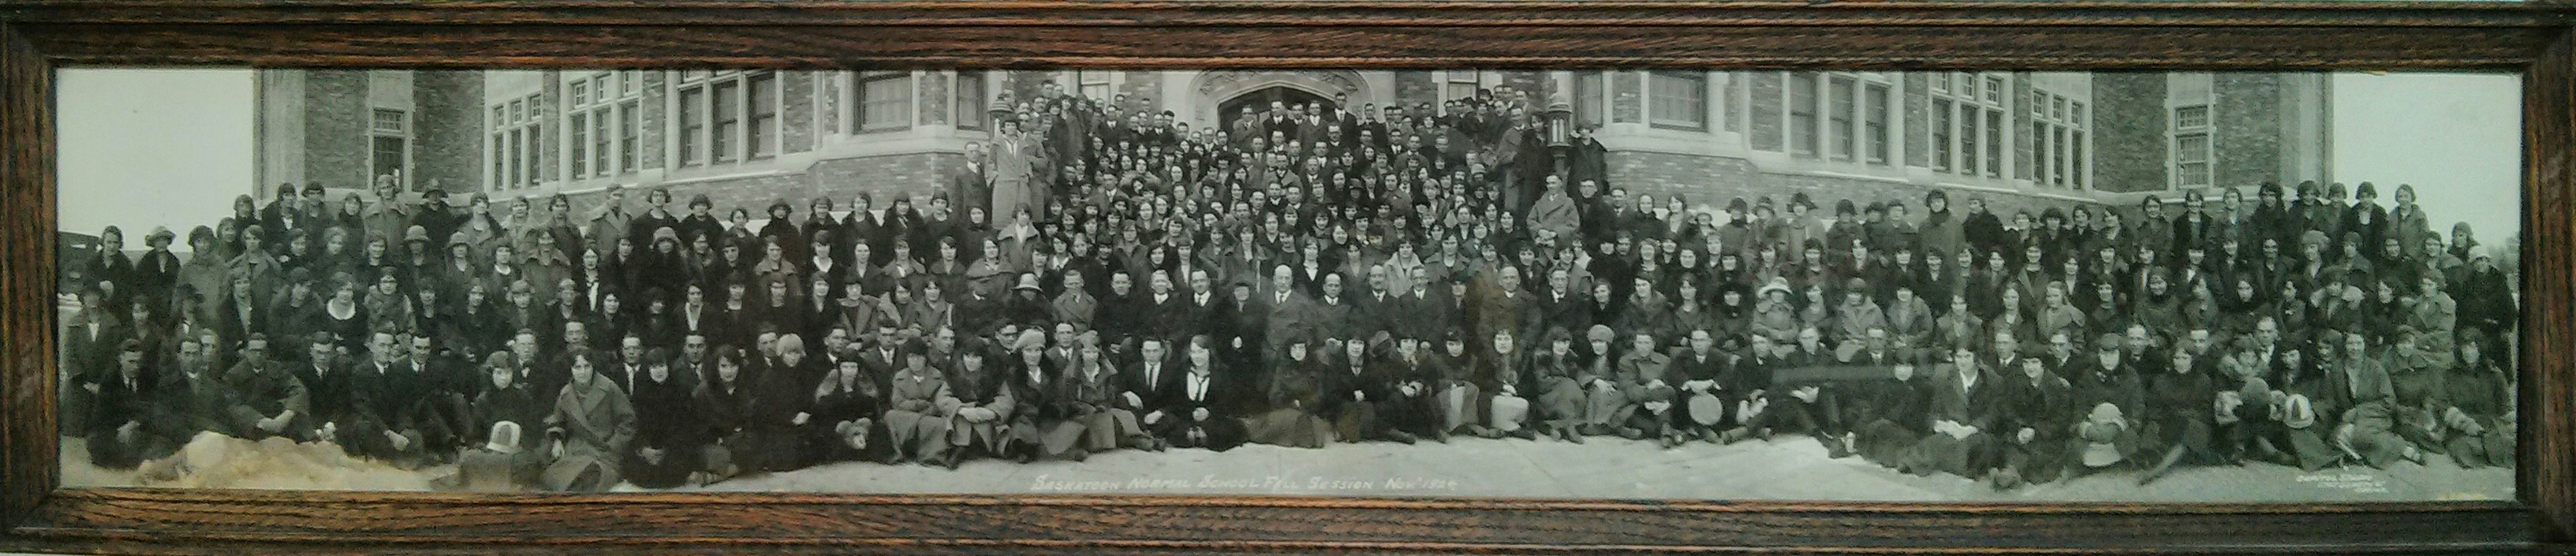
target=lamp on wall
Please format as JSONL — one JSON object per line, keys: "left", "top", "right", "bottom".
{"left": 987, "top": 96, "right": 1016, "bottom": 130}
{"left": 1544, "top": 90, "right": 1573, "bottom": 151}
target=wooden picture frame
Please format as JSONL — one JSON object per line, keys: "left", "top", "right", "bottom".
{"left": 2, "top": 2, "right": 2572, "bottom": 554}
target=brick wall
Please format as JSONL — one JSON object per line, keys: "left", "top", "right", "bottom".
{"left": 2012, "top": 73, "right": 2036, "bottom": 182}
{"left": 1902, "top": 73, "right": 1929, "bottom": 168}
{"left": 1121, "top": 71, "right": 1162, "bottom": 114}
{"left": 304, "top": 70, "right": 370, "bottom": 189}
{"left": 819, "top": 72, "right": 840, "bottom": 136}
{"left": 1747, "top": 72, "right": 1782, "bottom": 151}
{"left": 783, "top": 71, "right": 816, "bottom": 154}
{"left": 538, "top": 73, "right": 562, "bottom": 183}
{"left": 1500, "top": 70, "right": 1550, "bottom": 104}
{"left": 1606, "top": 150, "right": 2093, "bottom": 225}
{"left": 1611, "top": 71, "right": 1642, "bottom": 124}
{"left": 639, "top": 71, "right": 668, "bottom": 170}
{"left": 2215, "top": 73, "right": 2284, "bottom": 188}
{"left": 809, "top": 152, "right": 969, "bottom": 204}
{"left": 414, "top": 70, "right": 485, "bottom": 195}
{"left": 2089, "top": 73, "right": 2166, "bottom": 193}
{"left": 918, "top": 71, "right": 950, "bottom": 127}
{"left": 1393, "top": 71, "right": 1435, "bottom": 114}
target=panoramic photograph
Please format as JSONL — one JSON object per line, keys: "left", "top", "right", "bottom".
{"left": 53, "top": 68, "right": 2520, "bottom": 502}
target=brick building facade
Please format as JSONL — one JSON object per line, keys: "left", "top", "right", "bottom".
{"left": 256, "top": 69, "right": 2331, "bottom": 222}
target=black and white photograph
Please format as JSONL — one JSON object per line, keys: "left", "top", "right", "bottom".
{"left": 53, "top": 68, "right": 2521, "bottom": 502}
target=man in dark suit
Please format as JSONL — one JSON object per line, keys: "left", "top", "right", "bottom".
{"left": 1127, "top": 337, "right": 1185, "bottom": 434}
{"left": 88, "top": 340, "right": 174, "bottom": 469}
{"left": 347, "top": 330, "right": 434, "bottom": 465}
{"left": 949, "top": 142, "right": 993, "bottom": 221}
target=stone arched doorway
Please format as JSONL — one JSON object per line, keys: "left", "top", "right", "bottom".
{"left": 1190, "top": 70, "right": 1372, "bottom": 129}
{"left": 1216, "top": 86, "right": 1334, "bottom": 139}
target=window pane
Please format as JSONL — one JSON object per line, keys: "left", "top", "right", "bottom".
{"left": 569, "top": 113, "right": 588, "bottom": 177}
{"left": 1865, "top": 84, "right": 1889, "bottom": 164}
{"left": 570, "top": 80, "right": 588, "bottom": 106}
{"left": 507, "top": 129, "right": 524, "bottom": 185}
{"left": 593, "top": 109, "right": 612, "bottom": 176}
{"left": 679, "top": 87, "right": 704, "bottom": 166}
{"left": 749, "top": 73, "right": 778, "bottom": 159}
{"left": 371, "top": 136, "right": 405, "bottom": 187}
{"left": 2033, "top": 121, "right": 2051, "bottom": 185}
{"left": 713, "top": 80, "right": 741, "bottom": 162}
{"left": 2072, "top": 102, "right": 2085, "bottom": 125}
{"left": 371, "top": 109, "right": 405, "bottom": 133}
{"left": 1649, "top": 72, "right": 1707, "bottom": 130}
{"left": 1828, "top": 76, "right": 1854, "bottom": 160}
{"left": 618, "top": 101, "right": 639, "bottom": 172}
{"left": 1984, "top": 76, "right": 2003, "bottom": 104}
{"left": 1931, "top": 99, "right": 1952, "bottom": 171}
{"left": 1959, "top": 106, "right": 1979, "bottom": 174}
{"left": 2175, "top": 106, "right": 2210, "bottom": 129}
{"left": 1573, "top": 71, "right": 1604, "bottom": 129}
{"left": 1984, "top": 110, "right": 2003, "bottom": 177}
{"left": 2070, "top": 131, "right": 2085, "bottom": 188}
{"left": 861, "top": 73, "right": 913, "bottom": 131}
{"left": 1786, "top": 73, "right": 1816, "bottom": 156}
{"left": 955, "top": 72, "right": 987, "bottom": 129}
{"left": 2052, "top": 127, "right": 2068, "bottom": 186}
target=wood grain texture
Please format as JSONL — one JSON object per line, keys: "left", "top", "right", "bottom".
{"left": 0, "top": 2, "right": 2570, "bottom": 554}
{"left": 9, "top": 22, "right": 2566, "bottom": 69}
{"left": 0, "top": 21, "right": 61, "bottom": 532}
{"left": 2524, "top": 27, "right": 2576, "bottom": 547}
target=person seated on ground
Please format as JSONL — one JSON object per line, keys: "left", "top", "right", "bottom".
{"left": 2440, "top": 332, "right": 2512, "bottom": 469}
{"left": 1725, "top": 327, "right": 1830, "bottom": 445}
{"left": 1665, "top": 329, "right": 1732, "bottom": 444}
{"left": 1066, "top": 334, "right": 1162, "bottom": 453}
{"left": 1153, "top": 335, "right": 1247, "bottom": 451}
{"left": 154, "top": 334, "right": 245, "bottom": 448}
{"left": 540, "top": 349, "right": 634, "bottom": 492}
{"left": 1431, "top": 331, "right": 1485, "bottom": 439}
{"left": 806, "top": 355, "right": 888, "bottom": 467}
{"left": 470, "top": 351, "right": 542, "bottom": 453}
{"left": 689, "top": 346, "right": 761, "bottom": 482}
{"left": 449, "top": 421, "right": 542, "bottom": 492}
{"left": 942, "top": 337, "right": 1014, "bottom": 468}
{"left": 1003, "top": 329, "right": 1088, "bottom": 462}
{"left": 89, "top": 340, "right": 177, "bottom": 470}
{"left": 1850, "top": 353, "right": 1931, "bottom": 468}
{"left": 1992, "top": 356, "right": 2072, "bottom": 491}
{"left": 2325, "top": 330, "right": 2425, "bottom": 470}
{"left": 225, "top": 331, "right": 312, "bottom": 444}
{"left": 883, "top": 338, "right": 958, "bottom": 466}
{"left": 1321, "top": 336, "right": 1391, "bottom": 443}
{"left": 1477, "top": 329, "right": 1536, "bottom": 440}
{"left": 346, "top": 331, "right": 438, "bottom": 466}
{"left": 1573, "top": 325, "right": 1625, "bottom": 438}
{"left": 2137, "top": 345, "right": 2219, "bottom": 486}
{"left": 1618, "top": 329, "right": 1679, "bottom": 447}
{"left": 1901, "top": 345, "right": 1999, "bottom": 480}
{"left": 1247, "top": 333, "right": 1335, "bottom": 448}
{"left": 1376, "top": 335, "right": 1447, "bottom": 444}
{"left": 623, "top": 349, "right": 704, "bottom": 489}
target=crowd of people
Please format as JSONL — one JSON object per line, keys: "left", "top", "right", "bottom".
{"left": 62, "top": 79, "right": 2518, "bottom": 494}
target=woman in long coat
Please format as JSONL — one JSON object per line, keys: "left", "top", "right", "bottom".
{"left": 2136, "top": 345, "right": 2217, "bottom": 486}
{"left": 1063, "top": 336, "right": 1158, "bottom": 453}
{"left": 806, "top": 356, "right": 890, "bottom": 465}
{"left": 1003, "top": 330, "right": 1088, "bottom": 461}
{"left": 622, "top": 349, "right": 702, "bottom": 489}
{"left": 991, "top": 120, "right": 1047, "bottom": 223}
{"left": 2440, "top": 333, "right": 2514, "bottom": 468}
{"left": 542, "top": 351, "right": 636, "bottom": 492}
{"left": 1246, "top": 334, "right": 1335, "bottom": 448}
{"left": 884, "top": 341, "right": 958, "bottom": 465}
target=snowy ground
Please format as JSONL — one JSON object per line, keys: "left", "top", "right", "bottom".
{"left": 64, "top": 434, "right": 2510, "bottom": 502}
